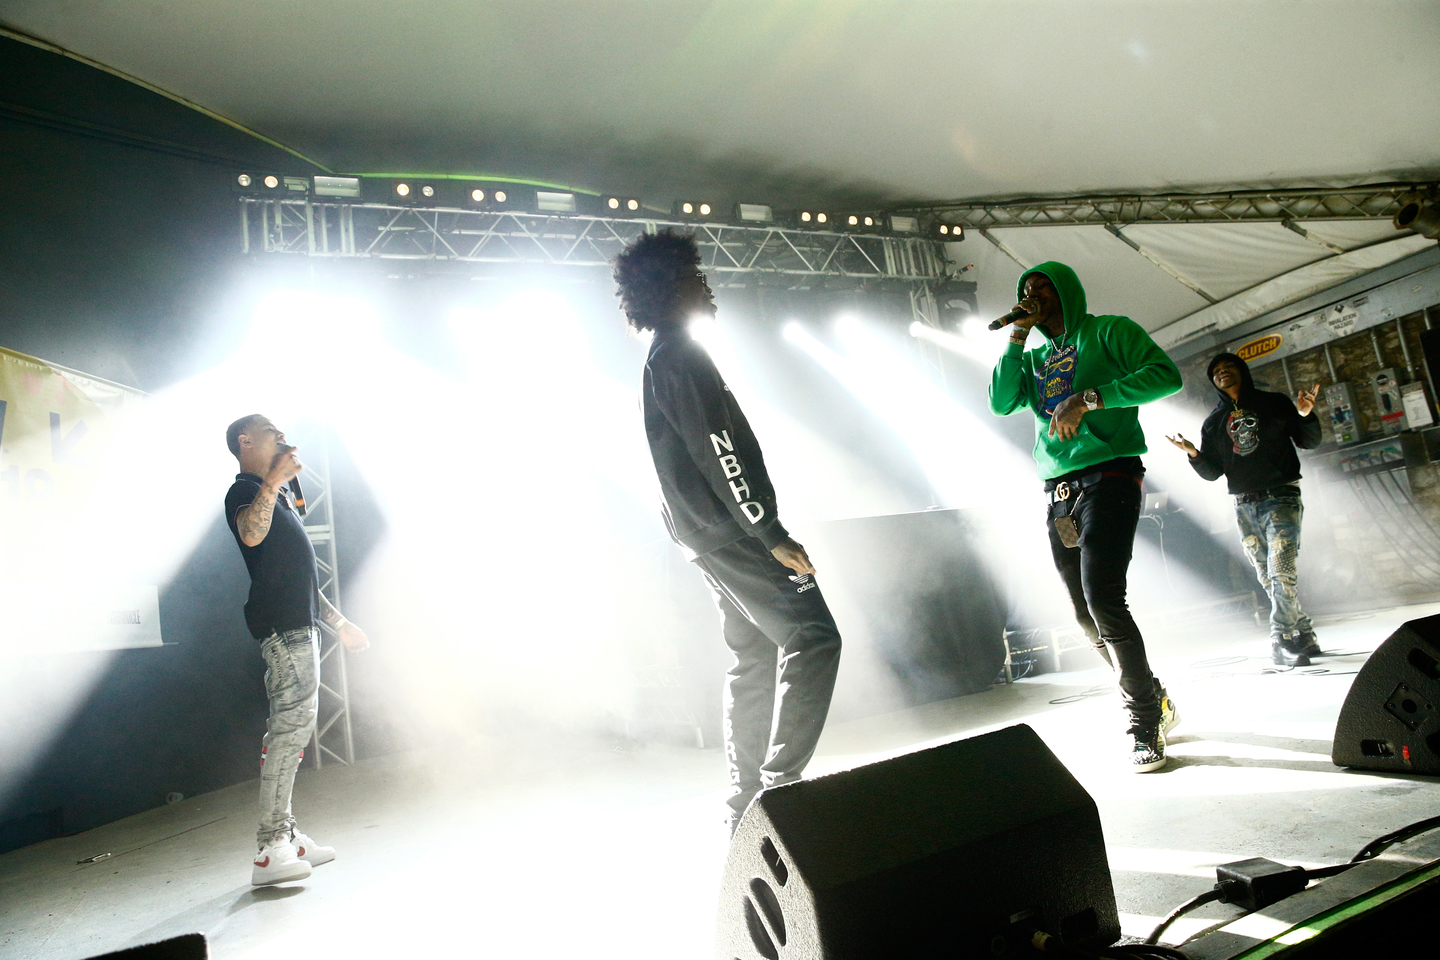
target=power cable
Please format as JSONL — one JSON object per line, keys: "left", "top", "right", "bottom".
{"left": 1144, "top": 812, "right": 1440, "bottom": 946}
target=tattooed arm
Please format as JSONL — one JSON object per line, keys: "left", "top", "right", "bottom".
{"left": 236, "top": 446, "right": 303, "bottom": 547}
{"left": 236, "top": 483, "right": 282, "bottom": 547}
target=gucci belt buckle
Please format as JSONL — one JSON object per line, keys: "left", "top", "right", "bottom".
{"left": 1055, "top": 481, "right": 1072, "bottom": 502}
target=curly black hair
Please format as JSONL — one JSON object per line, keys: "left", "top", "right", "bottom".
{"left": 612, "top": 228, "right": 702, "bottom": 332}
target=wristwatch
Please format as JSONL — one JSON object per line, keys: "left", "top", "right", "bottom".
{"left": 1081, "top": 388, "right": 1101, "bottom": 411}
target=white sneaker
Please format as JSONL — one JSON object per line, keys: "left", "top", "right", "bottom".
{"left": 252, "top": 837, "right": 313, "bottom": 886}
{"left": 293, "top": 831, "right": 336, "bottom": 867}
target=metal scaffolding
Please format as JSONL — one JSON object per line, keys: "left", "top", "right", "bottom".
{"left": 236, "top": 198, "right": 950, "bottom": 288}
{"left": 904, "top": 183, "right": 1433, "bottom": 229}
{"left": 298, "top": 430, "right": 355, "bottom": 769}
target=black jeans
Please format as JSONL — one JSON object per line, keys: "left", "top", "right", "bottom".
{"left": 1046, "top": 471, "right": 1162, "bottom": 727}
{"left": 693, "top": 536, "right": 843, "bottom": 823}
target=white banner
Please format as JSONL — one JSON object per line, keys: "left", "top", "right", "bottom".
{"left": 0, "top": 345, "right": 160, "bottom": 652}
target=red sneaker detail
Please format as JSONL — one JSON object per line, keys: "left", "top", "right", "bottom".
{"left": 254, "top": 856, "right": 270, "bottom": 868}
{"left": 297, "top": 846, "right": 305, "bottom": 856}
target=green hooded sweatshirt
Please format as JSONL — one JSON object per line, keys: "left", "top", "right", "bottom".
{"left": 988, "top": 261, "right": 1182, "bottom": 480}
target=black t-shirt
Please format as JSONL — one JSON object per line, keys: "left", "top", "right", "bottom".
{"left": 224, "top": 473, "right": 319, "bottom": 640}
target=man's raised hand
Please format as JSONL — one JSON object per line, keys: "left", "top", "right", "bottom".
{"left": 1166, "top": 433, "right": 1199, "bottom": 458}
{"left": 265, "top": 445, "right": 303, "bottom": 489}
{"left": 1296, "top": 384, "right": 1320, "bottom": 418}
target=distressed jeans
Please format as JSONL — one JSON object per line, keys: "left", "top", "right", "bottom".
{"left": 1235, "top": 491, "right": 1312, "bottom": 642}
{"left": 257, "top": 626, "right": 320, "bottom": 847}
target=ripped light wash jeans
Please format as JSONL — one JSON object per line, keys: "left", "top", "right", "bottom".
{"left": 1235, "top": 490, "right": 1313, "bottom": 642}
{"left": 257, "top": 626, "right": 320, "bottom": 847}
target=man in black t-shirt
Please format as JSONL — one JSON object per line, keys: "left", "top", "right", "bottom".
{"left": 224, "top": 414, "right": 369, "bottom": 886}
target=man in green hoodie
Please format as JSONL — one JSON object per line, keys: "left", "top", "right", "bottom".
{"left": 989, "top": 262, "right": 1183, "bottom": 771}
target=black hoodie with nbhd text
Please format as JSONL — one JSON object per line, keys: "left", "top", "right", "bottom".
{"left": 1190, "top": 352, "right": 1322, "bottom": 495}
{"left": 642, "top": 327, "right": 789, "bottom": 557}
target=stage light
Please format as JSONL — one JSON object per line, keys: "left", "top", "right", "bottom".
{"left": 799, "top": 210, "right": 830, "bottom": 229}
{"left": 370, "top": 179, "right": 447, "bottom": 205}
{"left": 735, "top": 203, "right": 775, "bottom": 224}
{"left": 887, "top": 215, "right": 920, "bottom": 235}
{"left": 838, "top": 212, "right": 880, "bottom": 232}
{"left": 237, "top": 173, "right": 252, "bottom": 187}
{"left": 462, "top": 183, "right": 517, "bottom": 210}
{"left": 264, "top": 175, "right": 280, "bottom": 189}
{"left": 313, "top": 176, "right": 361, "bottom": 198}
{"left": 536, "top": 190, "right": 578, "bottom": 214}
{"left": 601, "top": 195, "right": 643, "bottom": 218}
{"left": 932, "top": 219, "right": 966, "bottom": 240}
{"left": 673, "top": 200, "right": 715, "bottom": 221}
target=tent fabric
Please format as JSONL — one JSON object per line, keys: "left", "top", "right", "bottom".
{"left": 960, "top": 222, "right": 1433, "bottom": 347}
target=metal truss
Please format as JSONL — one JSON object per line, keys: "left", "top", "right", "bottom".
{"left": 237, "top": 198, "right": 949, "bottom": 287}
{"left": 907, "top": 184, "right": 1434, "bottom": 229}
{"left": 297, "top": 430, "right": 355, "bottom": 769}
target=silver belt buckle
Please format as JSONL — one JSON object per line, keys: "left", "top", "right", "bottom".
{"left": 1055, "top": 481, "right": 1072, "bottom": 502}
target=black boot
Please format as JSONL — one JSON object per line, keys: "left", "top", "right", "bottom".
{"left": 1271, "top": 635, "right": 1311, "bottom": 667}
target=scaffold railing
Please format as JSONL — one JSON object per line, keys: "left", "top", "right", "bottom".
{"left": 297, "top": 429, "right": 355, "bottom": 769}
{"left": 237, "top": 198, "right": 951, "bottom": 287}
{"left": 904, "top": 183, "right": 1433, "bottom": 229}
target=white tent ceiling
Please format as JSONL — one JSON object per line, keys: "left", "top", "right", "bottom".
{"left": 2, "top": 1, "right": 1438, "bottom": 337}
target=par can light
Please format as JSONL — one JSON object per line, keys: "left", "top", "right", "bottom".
{"left": 601, "top": 195, "right": 644, "bottom": 218}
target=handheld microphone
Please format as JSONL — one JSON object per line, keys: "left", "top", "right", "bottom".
{"left": 988, "top": 305, "right": 1035, "bottom": 330}
{"left": 290, "top": 477, "right": 306, "bottom": 516}
{"left": 276, "top": 444, "right": 306, "bottom": 516}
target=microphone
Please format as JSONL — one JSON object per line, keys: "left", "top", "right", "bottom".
{"left": 988, "top": 305, "right": 1036, "bottom": 330}
{"left": 276, "top": 444, "right": 306, "bottom": 516}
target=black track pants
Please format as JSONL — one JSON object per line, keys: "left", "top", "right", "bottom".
{"left": 693, "top": 536, "right": 843, "bottom": 823}
{"left": 1047, "top": 475, "right": 1163, "bottom": 727}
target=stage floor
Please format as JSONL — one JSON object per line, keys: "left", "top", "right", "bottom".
{"left": 5, "top": 602, "right": 1440, "bottom": 959}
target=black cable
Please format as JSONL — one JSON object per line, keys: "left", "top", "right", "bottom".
{"left": 1350, "top": 813, "right": 1440, "bottom": 863}
{"left": 1145, "top": 887, "right": 1226, "bottom": 944}
{"left": 1144, "top": 812, "right": 1440, "bottom": 947}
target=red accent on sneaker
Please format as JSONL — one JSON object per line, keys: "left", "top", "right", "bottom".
{"left": 255, "top": 856, "right": 270, "bottom": 867}
{"left": 297, "top": 846, "right": 305, "bottom": 856}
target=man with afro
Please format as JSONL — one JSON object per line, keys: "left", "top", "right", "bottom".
{"left": 614, "top": 229, "right": 842, "bottom": 834}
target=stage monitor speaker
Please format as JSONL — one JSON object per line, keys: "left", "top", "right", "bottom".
{"left": 716, "top": 724, "right": 1117, "bottom": 960}
{"left": 1332, "top": 613, "right": 1440, "bottom": 774}
{"left": 86, "top": 933, "right": 207, "bottom": 959}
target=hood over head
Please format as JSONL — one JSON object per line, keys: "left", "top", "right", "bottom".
{"left": 1206, "top": 351, "right": 1256, "bottom": 403}
{"left": 1016, "top": 261, "right": 1087, "bottom": 335}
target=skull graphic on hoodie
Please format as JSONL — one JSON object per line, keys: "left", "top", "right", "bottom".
{"left": 1227, "top": 409, "right": 1260, "bottom": 456}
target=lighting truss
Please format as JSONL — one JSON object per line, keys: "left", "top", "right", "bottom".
{"left": 903, "top": 184, "right": 1435, "bottom": 229}
{"left": 297, "top": 431, "right": 355, "bottom": 769}
{"left": 237, "top": 198, "right": 949, "bottom": 287}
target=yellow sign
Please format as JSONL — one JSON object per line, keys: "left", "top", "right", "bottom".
{"left": 1236, "top": 334, "right": 1282, "bottom": 363}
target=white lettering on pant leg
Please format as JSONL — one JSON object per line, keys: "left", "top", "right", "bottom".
{"left": 719, "top": 454, "right": 741, "bottom": 478}
{"left": 710, "top": 430, "right": 734, "bottom": 455}
{"left": 729, "top": 477, "right": 750, "bottom": 503}
{"left": 741, "top": 501, "right": 765, "bottom": 523}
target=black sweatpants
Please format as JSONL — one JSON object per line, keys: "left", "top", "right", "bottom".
{"left": 1046, "top": 472, "right": 1163, "bottom": 727}
{"left": 693, "top": 536, "right": 843, "bottom": 823}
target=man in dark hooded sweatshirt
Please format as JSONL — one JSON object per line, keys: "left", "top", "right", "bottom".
{"left": 991, "top": 261, "right": 1183, "bottom": 772}
{"left": 1167, "top": 353, "right": 1322, "bottom": 666}
{"left": 613, "top": 229, "right": 842, "bottom": 833}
